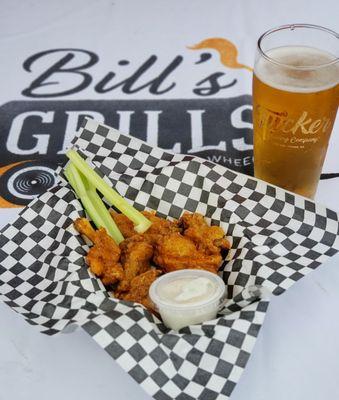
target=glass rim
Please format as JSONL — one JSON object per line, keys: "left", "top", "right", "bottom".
{"left": 258, "top": 23, "right": 339, "bottom": 70}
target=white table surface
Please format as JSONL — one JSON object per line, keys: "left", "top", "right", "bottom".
{"left": 1, "top": 194, "right": 339, "bottom": 400}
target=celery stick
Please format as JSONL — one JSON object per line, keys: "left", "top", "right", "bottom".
{"left": 65, "top": 163, "right": 105, "bottom": 230}
{"left": 86, "top": 188, "right": 124, "bottom": 244}
{"left": 64, "top": 163, "right": 80, "bottom": 197}
{"left": 66, "top": 150, "right": 152, "bottom": 233}
{"left": 65, "top": 162, "right": 124, "bottom": 244}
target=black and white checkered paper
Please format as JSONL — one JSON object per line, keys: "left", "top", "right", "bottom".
{"left": 1, "top": 118, "right": 339, "bottom": 400}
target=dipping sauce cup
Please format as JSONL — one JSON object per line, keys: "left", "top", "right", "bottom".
{"left": 149, "top": 269, "right": 226, "bottom": 331}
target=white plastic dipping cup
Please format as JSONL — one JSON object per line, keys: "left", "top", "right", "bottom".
{"left": 149, "top": 269, "right": 227, "bottom": 331}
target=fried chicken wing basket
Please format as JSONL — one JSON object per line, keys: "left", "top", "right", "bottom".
{"left": 1, "top": 118, "right": 339, "bottom": 400}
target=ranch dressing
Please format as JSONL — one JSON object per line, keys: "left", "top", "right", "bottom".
{"left": 149, "top": 270, "right": 226, "bottom": 331}
{"left": 160, "top": 277, "right": 217, "bottom": 304}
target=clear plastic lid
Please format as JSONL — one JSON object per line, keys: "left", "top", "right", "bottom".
{"left": 149, "top": 269, "right": 226, "bottom": 311}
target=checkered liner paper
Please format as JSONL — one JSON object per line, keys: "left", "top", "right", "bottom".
{"left": 1, "top": 118, "right": 339, "bottom": 400}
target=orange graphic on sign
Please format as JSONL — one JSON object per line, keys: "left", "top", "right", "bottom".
{"left": 189, "top": 38, "right": 253, "bottom": 72}
{"left": 0, "top": 197, "right": 21, "bottom": 208}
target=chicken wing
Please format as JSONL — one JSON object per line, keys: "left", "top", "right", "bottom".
{"left": 110, "top": 210, "right": 180, "bottom": 240}
{"left": 116, "top": 235, "right": 154, "bottom": 294}
{"left": 180, "top": 212, "right": 230, "bottom": 254}
{"left": 142, "top": 211, "right": 181, "bottom": 236}
{"left": 74, "top": 218, "right": 97, "bottom": 243}
{"left": 74, "top": 218, "right": 124, "bottom": 286}
{"left": 153, "top": 232, "right": 223, "bottom": 274}
{"left": 110, "top": 211, "right": 136, "bottom": 239}
{"left": 118, "top": 268, "right": 162, "bottom": 311}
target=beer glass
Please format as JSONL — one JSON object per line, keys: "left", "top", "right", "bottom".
{"left": 253, "top": 24, "right": 339, "bottom": 198}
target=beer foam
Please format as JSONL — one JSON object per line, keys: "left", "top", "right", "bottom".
{"left": 255, "top": 46, "right": 339, "bottom": 93}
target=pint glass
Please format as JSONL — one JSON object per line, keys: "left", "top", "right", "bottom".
{"left": 253, "top": 24, "right": 339, "bottom": 198}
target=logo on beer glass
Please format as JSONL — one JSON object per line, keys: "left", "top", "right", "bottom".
{"left": 256, "top": 104, "right": 332, "bottom": 146}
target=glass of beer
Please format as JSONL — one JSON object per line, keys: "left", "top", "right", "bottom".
{"left": 253, "top": 24, "right": 339, "bottom": 198}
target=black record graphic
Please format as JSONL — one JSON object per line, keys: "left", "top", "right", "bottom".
{"left": 0, "top": 160, "right": 58, "bottom": 206}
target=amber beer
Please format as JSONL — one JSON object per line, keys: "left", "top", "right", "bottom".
{"left": 253, "top": 27, "right": 339, "bottom": 198}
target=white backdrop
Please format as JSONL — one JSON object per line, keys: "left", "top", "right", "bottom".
{"left": 0, "top": 1, "right": 339, "bottom": 399}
